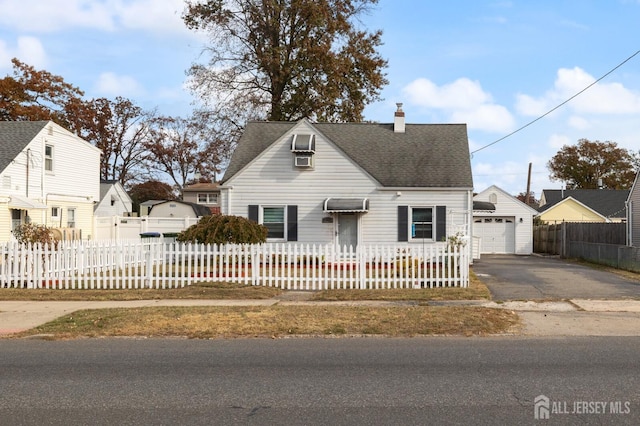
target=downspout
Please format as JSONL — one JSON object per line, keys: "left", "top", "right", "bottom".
{"left": 26, "top": 149, "right": 30, "bottom": 198}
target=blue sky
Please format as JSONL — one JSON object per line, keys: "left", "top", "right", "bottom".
{"left": 1, "top": 0, "right": 640, "bottom": 198}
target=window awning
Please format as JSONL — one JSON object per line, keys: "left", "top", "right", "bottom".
{"left": 8, "top": 195, "right": 47, "bottom": 210}
{"left": 473, "top": 201, "right": 496, "bottom": 211}
{"left": 323, "top": 198, "right": 369, "bottom": 213}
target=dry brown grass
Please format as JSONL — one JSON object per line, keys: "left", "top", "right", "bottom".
{"left": 14, "top": 305, "right": 519, "bottom": 339}
{"left": 311, "top": 271, "right": 490, "bottom": 301}
{"left": 0, "top": 271, "right": 489, "bottom": 302}
{"left": 0, "top": 281, "right": 283, "bottom": 301}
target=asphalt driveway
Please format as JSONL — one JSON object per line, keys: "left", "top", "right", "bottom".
{"left": 472, "top": 254, "right": 640, "bottom": 301}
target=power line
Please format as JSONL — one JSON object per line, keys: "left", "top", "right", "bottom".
{"left": 471, "top": 49, "right": 640, "bottom": 155}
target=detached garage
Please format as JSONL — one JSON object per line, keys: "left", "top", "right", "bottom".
{"left": 473, "top": 185, "right": 537, "bottom": 255}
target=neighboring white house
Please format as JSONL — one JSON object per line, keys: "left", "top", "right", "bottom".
{"left": 627, "top": 173, "right": 640, "bottom": 247}
{"left": 473, "top": 185, "right": 538, "bottom": 255}
{"left": 219, "top": 105, "right": 474, "bottom": 251}
{"left": 94, "top": 180, "right": 133, "bottom": 217}
{"left": 0, "top": 120, "right": 101, "bottom": 241}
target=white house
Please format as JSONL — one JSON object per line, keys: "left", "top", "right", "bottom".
{"left": 219, "top": 105, "right": 474, "bottom": 250}
{"left": 473, "top": 185, "right": 538, "bottom": 254}
{"left": 94, "top": 180, "right": 133, "bottom": 217}
{"left": 0, "top": 120, "right": 101, "bottom": 241}
{"left": 626, "top": 173, "right": 640, "bottom": 247}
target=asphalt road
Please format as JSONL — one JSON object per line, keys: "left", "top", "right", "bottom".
{"left": 1, "top": 338, "right": 639, "bottom": 425}
{"left": 472, "top": 254, "right": 640, "bottom": 301}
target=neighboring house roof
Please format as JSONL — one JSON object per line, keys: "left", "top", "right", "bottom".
{"left": 221, "top": 120, "right": 473, "bottom": 188}
{"left": 183, "top": 182, "right": 220, "bottom": 192}
{"left": 538, "top": 189, "right": 629, "bottom": 219}
{"left": 538, "top": 196, "right": 609, "bottom": 222}
{"left": 0, "top": 121, "right": 50, "bottom": 173}
{"left": 140, "top": 199, "right": 166, "bottom": 207}
{"left": 99, "top": 180, "right": 132, "bottom": 203}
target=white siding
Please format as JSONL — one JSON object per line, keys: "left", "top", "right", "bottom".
{"left": 40, "top": 123, "right": 101, "bottom": 202}
{"left": 473, "top": 185, "right": 536, "bottom": 255}
{"left": 628, "top": 175, "right": 640, "bottom": 247}
{"left": 0, "top": 121, "right": 101, "bottom": 242}
{"left": 225, "top": 121, "right": 471, "bottom": 245}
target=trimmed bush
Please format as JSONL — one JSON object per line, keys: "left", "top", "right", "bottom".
{"left": 177, "top": 214, "right": 268, "bottom": 244}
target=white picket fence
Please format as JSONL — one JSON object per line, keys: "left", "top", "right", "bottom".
{"left": 0, "top": 240, "right": 469, "bottom": 290}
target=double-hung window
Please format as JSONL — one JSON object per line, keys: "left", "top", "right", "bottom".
{"left": 197, "top": 193, "right": 218, "bottom": 204}
{"left": 45, "top": 145, "right": 53, "bottom": 172}
{"left": 411, "top": 207, "right": 434, "bottom": 240}
{"left": 262, "top": 207, "right": 285, "bottom": 240}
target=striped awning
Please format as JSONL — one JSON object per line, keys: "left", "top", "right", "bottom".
{"left": 8, "top": 195, "right": 47, "bottom": 210}
{"left": 323, "top": 198, "right": 369, "bottom": 213}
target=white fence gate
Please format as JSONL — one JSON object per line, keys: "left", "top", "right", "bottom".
{"left": 0, "top": 241, "right": 469, "bottom": 290}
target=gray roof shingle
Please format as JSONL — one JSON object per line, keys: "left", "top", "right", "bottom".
{"left": 0, "top": 121, "right": 50, "bottom": 173}
{"left": 539, "top": 189, "right": 630, "bottom": 218}
{"left": 222, "top": 120, "right": 473, "bottom": 188}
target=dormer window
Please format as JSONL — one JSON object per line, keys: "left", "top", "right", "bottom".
{"left": 291, "top": 134, "right": 315, "bottom": 153}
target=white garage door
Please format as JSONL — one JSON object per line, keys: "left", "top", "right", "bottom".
{"left": 473, "top": 217, "right": 515, "bottom": 254}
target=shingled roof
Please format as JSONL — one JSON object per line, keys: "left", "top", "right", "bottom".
{"left": 0, "top": 121, "right": 50, "bottom": 173}
{"left": 222, "top": 120, "right": 473, "bottom": 188}
{"left": 539, "top": 189, "right": 630, "bottom": 219}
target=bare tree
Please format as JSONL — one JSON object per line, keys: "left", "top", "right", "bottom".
{"left": 182, "top": 0, "right": 388, "bottom": 123}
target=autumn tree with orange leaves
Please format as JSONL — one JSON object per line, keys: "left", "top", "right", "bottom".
{"left": 547, "top": 139, "right": 637, "bottom": 190}
{"left": 0, "top": 58, "right": 84, "bottom": 124}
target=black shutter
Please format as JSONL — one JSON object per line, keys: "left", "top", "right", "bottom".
{"left": 248, "top": 205, "right": 259, "bottom": 223}
{"left": 436, "top": 206, "right": 447, "bottom": 241}
{"left": 398, "top": 206, "right": 408, "bottom": 242}
{"left": 287, "top": 205, "right": 298, "bottom": 241}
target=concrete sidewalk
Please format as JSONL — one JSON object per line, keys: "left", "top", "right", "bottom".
{"left": 1, "top": 296, "right": 640, "bottom": 337}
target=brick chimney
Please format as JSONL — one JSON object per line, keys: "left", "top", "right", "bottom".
{"left": 394, "top": 103, "right": 405, "bottom": 133}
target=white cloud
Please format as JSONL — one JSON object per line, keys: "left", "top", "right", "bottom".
{"left": 0, "top": 0, "right": 114, "bottom": 32}
{"left": 404, "top": 77, "right": 491, "bottom": 109}
{"left": 516, "top": 67, "right": 640, "bottom": 116}
{"left": 403, "top": 77, "right": 515, "bottom": 133}
{"left": 547, "top": 133, "right": 572, "bottom": 149}
{"left": 0, "top": 0, "right": 190, "bottom": 35}
{"left": 567, "top": 115, "right": 590, "bottom": 130}
{"left": 94, "top": 72, "right": 143, "bottom": 97}
{"left": 0, "top": 36, "right": 48, "bottom": 70}
{"left": 115, "top": 0, "right": 189, "bottom": 34}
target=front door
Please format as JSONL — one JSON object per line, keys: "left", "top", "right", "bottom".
{"left": 337, "top": 213, "right": 358, "bottom": 249}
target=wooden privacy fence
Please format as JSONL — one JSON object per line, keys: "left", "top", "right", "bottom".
{"left": 534, "top": 222, "right": 626, "bottom": 256}
{"left": 0, "top": 240, "right": 469, "bottom": 290}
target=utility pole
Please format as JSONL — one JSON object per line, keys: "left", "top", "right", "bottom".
{"left": 525, "top": 162, "right": 532, "bottom": 206}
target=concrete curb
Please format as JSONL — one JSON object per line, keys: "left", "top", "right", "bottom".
{"left": 2, "top": 297, "right": 640, "bottom": 336}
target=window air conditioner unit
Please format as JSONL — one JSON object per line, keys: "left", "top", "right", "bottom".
{"left": 294, "top": 155, "right": 313, "bottom": 168}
